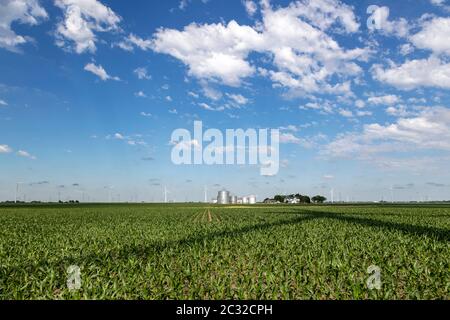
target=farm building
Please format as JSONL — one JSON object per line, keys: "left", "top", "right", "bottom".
{"left": 216, "top": 190, "right": 257, "bottom": 205}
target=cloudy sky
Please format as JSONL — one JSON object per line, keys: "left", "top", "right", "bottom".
{"left": 1, "top": 0, "right": 450, "bottom": 202}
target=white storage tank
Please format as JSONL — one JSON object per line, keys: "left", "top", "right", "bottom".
{"left": 217, "top": 190, "right": 230, "bottom": 204}
{"left": 242, "top": 196, "right": 249, "bottom": 204}
{"left": 248, "top": 195, "right": 257, "bottom": 204}
{"left": 230, "top": 195, "right": 237, "bottom": 204}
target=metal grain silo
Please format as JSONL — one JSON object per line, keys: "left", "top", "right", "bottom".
{"left": 242, "top": 196, "right": 249, "bottom": 204}
{"left": 217, "top": 190, "right": 230, "bottom": 204}
{"left": 230, "top": 195, "right": 237, "bottom": 204}
{"left": 249, "top": 195, "right": 257, "bottom": 204}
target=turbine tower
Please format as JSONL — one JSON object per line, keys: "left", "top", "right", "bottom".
{"left": 15, "top": 182, "right": 24, "bottom": 203}
{"left": 164, "top": 186, "right": 169, "bottom": 203}
{"left": 104, "top": 186, "right": 114, "bottom": 203}
{"left": 75, "top": 190, "right": 84, "bottom": 203}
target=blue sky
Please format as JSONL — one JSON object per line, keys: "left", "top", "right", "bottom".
{"left": 1, "top": 0, "right": 450, "bottom": 202}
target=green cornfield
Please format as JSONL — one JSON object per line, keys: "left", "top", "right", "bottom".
{"left": 0, "top": 203, "right": 449, "bottom": 300}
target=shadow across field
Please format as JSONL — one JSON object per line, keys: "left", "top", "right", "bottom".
{"left": 2, "top": 214, "right": 318, "bottom": 277}
{"left": 266, "top": 209, "right": 450, "bottom": 243}
{"left": 109, "top": 214, "right": 319, "bottom": 259}
{"left": 3, "top": 209, "right": 449, "bottom": 285}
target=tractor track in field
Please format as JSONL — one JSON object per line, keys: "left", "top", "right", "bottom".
{"left": 192, "top": 208, "right": 221, "bottom": 223}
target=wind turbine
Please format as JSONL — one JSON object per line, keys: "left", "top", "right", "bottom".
{"left": 164, "top": 186, "right": 168, "bottom": 203}
{"left": 163, "top": 185, "right": 173, "bottom": 203}
{"left": 104, "top": 186, "right": 114, "bottom": 203}
{"left": 75, "top": 190, "right": 85, "bottom": 203}
{"left": 15, "top": 182, "right": 24, "bottom": 203}
{"left": 56, "top": 185, "right": 65, "bottom": 202}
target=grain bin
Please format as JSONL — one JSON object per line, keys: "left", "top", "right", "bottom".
{"left": 230, "top": 195, "right": 237, "bottom": 204}
{"left": 248, "top": 195, "right": 257, "bottom": 204}
{"left": 217, "top": 190, "right": 230, "bottom": 204}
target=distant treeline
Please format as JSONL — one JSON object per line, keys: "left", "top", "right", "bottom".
{"left": 264, "top": 194, "right": 327, "bottom": 204}
{"left": 0, "top": 200, "right": 80, "bottom": 204}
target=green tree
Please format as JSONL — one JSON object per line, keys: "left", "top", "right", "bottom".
{"left": 300, "top": 195, "right": 311, "bottom": 203}
{"left": 274, "top": 195, "right": 286, "bottom": 203}
{"left": 312, "top": 195, "right": 327, "bottom": 204}
{"left": 294, "top": 194, "right": 311, "bottom": 204}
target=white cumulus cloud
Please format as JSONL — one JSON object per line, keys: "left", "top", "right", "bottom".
{"left": 366, "top": 5, "right": 410, "bottom": 38}
{"left": 226, "top": 93, "right": 249, "bottom": 105}
{"left": 243, "top": 0, "right": 257, "bottom": 16}
{"left": 17, "top": 149, "right": 36, "bottom": 159}
{"left": 0, "top": 0, "right": 48, "bottom": 52}
{"left": 410, "top": 17, "right": 450, "bottom": 56}
{"left": 152, "top": 20, "right": 261, "bottom": 86}
{"left": 151, "top": 0, "right": 367, "bottom": 95}
{"left": 372, "top": 57, "right": 450, "bottom": 90}
{"left": 0, "top": 144, "right": 12, "bottom": 153}
{"left": 368, "top": 94, "right": 401, "bottom": 105}
{"left": 54, "top": 0, "right": 121, "bottom": 54}
{"left": 84, "top": 62, "right": 120, "bottom": 81}
{"left": 115, "top": 33, "right": 152, "bottom": 52}
{"left": 323, "top": 106, "right": 450, "bottom": 161}
{"left": 135, "top": 91, "right": 146, "bottom": 98}
{"left": 133, "top": 67, "right": 151, "bottom": 80}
